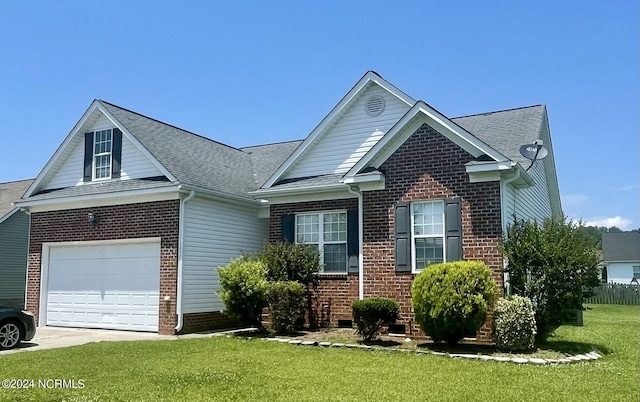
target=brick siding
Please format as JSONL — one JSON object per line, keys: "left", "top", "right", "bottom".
{"left": 26, "top": 200, "right": 180, "bottom": 335}
{"left": 269, "top": 124, "right": 504, "bottom": 342}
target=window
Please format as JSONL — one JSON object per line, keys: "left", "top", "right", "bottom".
{"left": 296, "top": 212, "right": 347, "bottom": 273}
{"left": 634, "top": 266, "right": 640, "bottom": 280}
{"left": 93, "top": 129, "right": 113, "bottom": 180}
{"left": 411, "top": 200, "right": 445, "bottom": 272}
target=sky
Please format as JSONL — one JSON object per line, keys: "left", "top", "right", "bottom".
{"left": 0, "top": 2, "right": 637, "bottom": 229}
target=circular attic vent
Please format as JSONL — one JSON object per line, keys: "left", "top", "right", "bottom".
{"left": 365, "top": 95, "right": 385, "bottom": 117}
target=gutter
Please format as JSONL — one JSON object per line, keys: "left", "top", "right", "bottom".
{"left": 346, "top": 185, "right": 364, "bottom": 300}
{"left": 175, "top": 189, "right": 196, "bottom": 333}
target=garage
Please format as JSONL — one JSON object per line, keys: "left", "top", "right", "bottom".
{"left": 44, "top": 240, "right": 160, "bottom": 332}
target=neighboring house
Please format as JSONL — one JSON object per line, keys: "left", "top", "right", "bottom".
{"left": 0, "top": 179, "right": 33, "bottom": 308}
{"left": 18, "top": 71, "right": 562, "bottom": 340}
{"left": 602, "top": 232, "right": 640, "bottom": 284}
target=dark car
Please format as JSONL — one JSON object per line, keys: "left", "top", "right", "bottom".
{"left": 0, "top": 306, "right": 36, "bottom": 349}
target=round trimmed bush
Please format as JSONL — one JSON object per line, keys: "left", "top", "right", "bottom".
{"left": 352, "top": 297, "right": 399, "bottom": 341}
{"left": 492, "top": 295, "right": 536, "bottom": 351}
{"left": 411, "top": 261, "right": 498, "bottom": 344}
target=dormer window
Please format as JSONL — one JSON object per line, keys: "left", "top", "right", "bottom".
{"left": 93, "top": 129, "right": 113, "bottom": 180}
{"left": 84, "top": 127, "right": 122, "bottom": 182}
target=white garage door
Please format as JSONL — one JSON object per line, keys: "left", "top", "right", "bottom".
{"left": 46, "top": 241, "right": 160, "bottom": 332}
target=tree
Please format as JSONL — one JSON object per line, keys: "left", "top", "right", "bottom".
{"left": 502, "top": 216, "right": 601, "bottom": 341}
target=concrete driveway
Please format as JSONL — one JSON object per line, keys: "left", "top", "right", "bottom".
{"left": 0, "top": 326, "right": 178, "bottom": 355}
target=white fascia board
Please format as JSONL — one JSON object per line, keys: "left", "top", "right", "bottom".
{"left": 259, "top": 188, "right": 356, "bottom": 205}
{"left": 16, "top": 184, "right": 182, "bottom": 213}
{"left": 25, "top": 101, "right": 103, "bottom": 198}
{"left": 341, "top": 172, "right": 384, "bottom": 185}
{"left": 96, "top": 102, "right": 177, "bottom": 182}
{"left": 262, "top": 72, "right": 416, "bottom": 189}
{"left": 465, "top": 161, "right": 516, "bottom": 173}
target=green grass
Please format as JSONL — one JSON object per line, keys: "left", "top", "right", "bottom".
{"left": 0, "top": 304, "right": 638, "bottom": 401}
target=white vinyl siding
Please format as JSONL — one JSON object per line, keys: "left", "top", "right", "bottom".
{"left": 44, "top": 113, "right": 162, "bottom": 190}
{"left": 181, "top": 197, "right": 268, "bottom": 313}
{"left": 501, "top": 161, "right": 553, "bottom": 232}
{"left": 0, "top": 211, "right": 29, "bottom": 308}
{"left": 606, "top": 262, "right": 640, "bottom": 284}
{"left": 284, "top": 84, "right": 411, "bottom": 179}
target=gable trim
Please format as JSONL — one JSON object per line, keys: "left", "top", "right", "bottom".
{"left": 345, "top": 101, "right": 510, "bottom": 178}
{"left": 262, "top": 71, "right": 416, "bottom": 189}
{"left": 24, "top": 101, "right": 176, "bottom": 199}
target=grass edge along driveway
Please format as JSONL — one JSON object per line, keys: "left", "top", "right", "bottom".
{"left": 0, "top": 304, "right": 638, "bottom": 402}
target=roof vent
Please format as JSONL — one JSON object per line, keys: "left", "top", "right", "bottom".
{"left": 365, "top": 95, "right": 385, "bottom": 117}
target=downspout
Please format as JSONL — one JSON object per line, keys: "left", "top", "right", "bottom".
{"left": 500, "top": 166, "right": 520, "bottom": 296}
{"left": 175, "top": 189, "right": 196, "bottom": 333}
{"left": 346, "top": 185, "right": 364, "bottom": 300}
{"left": 20, "top": 208, "right": 31, "bottom": 311}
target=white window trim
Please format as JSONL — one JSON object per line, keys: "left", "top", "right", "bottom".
{"left": 633, "top": 266, "right": 640, "bottom": 280}
{"left": 92, "top": 129, "right": 113, "bottom": 181}
{"left": 410, "top": 200, "right": 446, "bottom": 273}
{"left": 295, "top": 210, "right": 348, "bottom": 274}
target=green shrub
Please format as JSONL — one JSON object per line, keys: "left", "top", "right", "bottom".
{"left": 492, "top": 295, "right": 537, "bottom": 351}
{"left": 411, "top": 261, "right": 498, "bottom": 344}
{"left": 258, "top": 243, "right": 319, "bottom": 287}
{"left": 501, "top": 216, "right": 601, "bottom": 341}
{"left": 218, "top": 256, "right": 267, "bottom": 328}
{"left": 266, "top": 281, "right": 307, "bottom": 334}
{"left": 352, "top": 297, "right": 400, "bottom": 341}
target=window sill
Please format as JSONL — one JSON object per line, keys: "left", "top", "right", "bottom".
{"left": 316, "top": 273, "right": 351, "bottom": 280}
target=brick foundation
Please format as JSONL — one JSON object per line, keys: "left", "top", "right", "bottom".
{"left": 180, "top": 311, "right": 239, "bottom": 334}
{"left": 269, "top": 124, "right": 505, "bottom": 342}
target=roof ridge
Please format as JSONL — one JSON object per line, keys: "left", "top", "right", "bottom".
{"left": 0, "top": 178, "right": 35, "bottom": 186}
{"left": 240, "top": 139, "right": 304, "bottom": 149}
{"left": 98, "top": 99, "right": 244, "bottom": 153}
{"left": 453, "top": 104, "right": 545, "bottom": 119}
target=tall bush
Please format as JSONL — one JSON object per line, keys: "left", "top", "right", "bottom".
{"left": 492, "top": 296, "right": 536, "bottom": 351}
{"left": 411, "top": 261, "right": 498, "bottom": 344}
{"left": 258, "top": 243, "right": 319, "bottom": 287}
{"left": 502, "top": 216, "right": 601, "bottom": 341}
{"left": 266, "top": 281, "right": 307, "bottom": 334}
{"left": 352, "top": 298, "right": 399, "bottom": 341}
{"left": 218, "top": 257, "right": 267, "bottom": 328}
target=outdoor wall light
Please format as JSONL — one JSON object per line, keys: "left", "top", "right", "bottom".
{"left": 87, "top": 212, "right": 99, "bottom": 226}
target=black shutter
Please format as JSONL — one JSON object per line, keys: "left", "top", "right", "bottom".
{"left": 347, "top": 209, "right": 359, "bottom": 274}
{"left": 83, "top": 132, "right": 94, "bottom": 182}
{"left": 445, "top": 198, "right": 463, "bottom": 262}
{"left": 394, "top": 202, "right": 411, "bottom": 273}
{"left": 281, "top": 214, "right": 295, "bottom": 243}
{"left": 111, "top": 128, "right": 123, "bottom": 178}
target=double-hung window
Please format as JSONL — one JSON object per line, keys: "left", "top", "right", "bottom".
{"left": 296, "top": 211, "right": 347, "bottom": 273}
{"left": 93, "top": 129, "right": 113, "bottom": 180}
{"left": 633, "top": 266, "right": 640, "bottom": 280}
{"left": 411, "top": 200, "right": 445, "bottom": 272}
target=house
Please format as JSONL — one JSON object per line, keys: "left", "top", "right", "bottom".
{"left": 602, "top": 232, "right": 640, "bottom": 284}
{"left": 17, "top": 71, "right": 562, "bottom": 340}
{"left": 0, "top": 179, "right": 33, "bottom": 308}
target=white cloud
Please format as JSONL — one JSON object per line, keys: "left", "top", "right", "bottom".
{"left": 619, "top": 184, "right": 639, "bottom": 191}
{"left": 584, "top": 216, "right": 633, "bottom": 230}
{"left": 561, "top": 194, "right": 588, "bottom": 206}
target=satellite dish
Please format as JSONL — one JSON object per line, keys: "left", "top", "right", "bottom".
{"left": 519, "top": 141, "right": 548, "bottom": 171}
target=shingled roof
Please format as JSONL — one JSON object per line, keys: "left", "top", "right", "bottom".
{"left": 89, "top": 101, "right": 301, "bottom": 197}
{"left": 453, "top": 105, "right": 547, "bottom": 169}
{"left": 0, "top": 179, "right": 33, "bottom": 218}
{"left": 602, "top": 232, "right": 640, "bottom": 262}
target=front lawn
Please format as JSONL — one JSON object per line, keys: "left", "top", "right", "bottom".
{"left": 0, "top": 304, "right": 638, "bottom": 401}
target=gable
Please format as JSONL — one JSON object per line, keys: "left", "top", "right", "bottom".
{"left": 44, "top": 112, "right": 163, "bottom": 190}
{"left": 283, "top": 83, "right": 412, "bottom": 179}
